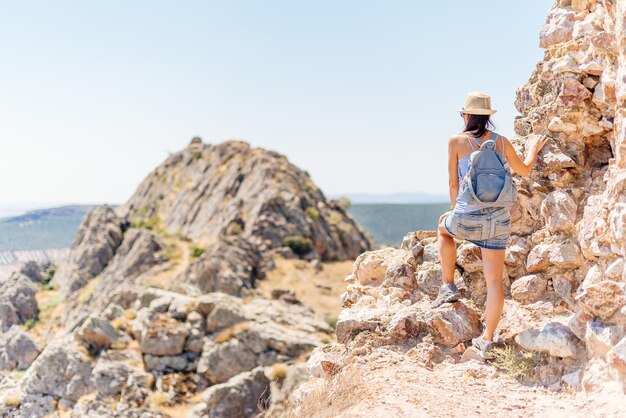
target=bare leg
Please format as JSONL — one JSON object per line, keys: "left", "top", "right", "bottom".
{"left": 437, "top": 213, "right": 456, "bottom": 285}
{"left": 480, "top": 248, "right": 505, "bottom": 341}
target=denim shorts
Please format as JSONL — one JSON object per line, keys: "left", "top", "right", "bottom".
{"left": 444, "top": 207, "right": 511, "bottom": 250}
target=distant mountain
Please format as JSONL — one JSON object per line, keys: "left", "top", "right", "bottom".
{"left": 0, "top": 205, "right": 97, "bottom": 251}
{"left": 334, "top": 192, "right": 448, "bottom": 204}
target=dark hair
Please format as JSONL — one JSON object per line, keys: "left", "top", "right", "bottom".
{"left": 463, "top": 114, "right": 495, "bottom": 137}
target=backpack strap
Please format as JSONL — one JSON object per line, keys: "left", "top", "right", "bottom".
{"left": 464, "top": 135, "right": 476, "bottom": 152}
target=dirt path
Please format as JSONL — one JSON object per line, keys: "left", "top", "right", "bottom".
{"left": 303, "top": 347, "right": 625, "bottom": 418}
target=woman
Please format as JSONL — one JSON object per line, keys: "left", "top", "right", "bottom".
{"left": 433, "top": 92, "right": 548, "bottom": 356}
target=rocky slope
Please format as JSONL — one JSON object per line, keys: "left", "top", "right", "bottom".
{"left": 278, "top": 0, "right": 626, "bottom": 415}
{"left": 0, "top": 141, "right": 372, "bottom": 417}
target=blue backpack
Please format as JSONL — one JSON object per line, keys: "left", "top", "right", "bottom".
{"left": 458, "top": 133, "right": 516, "bottom": 208}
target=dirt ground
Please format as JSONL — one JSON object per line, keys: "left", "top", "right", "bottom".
{"left": 296, "top": 346, "right": 625, "bottom": 418}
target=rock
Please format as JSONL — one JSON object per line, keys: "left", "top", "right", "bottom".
{"left": 0, "top": 272, "right": 39, "bottom": 331}
{"left": 515, "top": 322, "right": 580, "bottom": 358}
{"left": 456, "top": 243, "right": 483, "bottom": 273}
{"left": 93, "top": 360, "right": 150, "bottom": 397}
{"left": 605, "top": 258, "right": 624, "bottom": 280}
{"left": 407, "top": 341, "right": 446, "bottom": 368}
{"left": 526, "top": 242, "right": 582, "bottom": 273}
{"left": 197, "top": 339, "right": 257, "bottom": 384}
{"left": 539, "top": 8, "right": 576, "bottom": 48}
{"left": 270, "top": 289, "right": 301, "bottom": 305}
{"left": 562, "top": 369, "right": 582, "bottom": 388}
{"left": 0, "top": 326, "right": 40, "bottom": 370}
{"left": 352, "top": 248, "right": 416, "bottom": 290}
{"left": 53, "top": 205, "right": 124, "bottom": 297}
{"left": 425, "top": 301, "right": 482, "bottom": 346}
{"left": 607, "top": 338, "right": 626, "bottom": 375}
{"left": 191, "top": 367, "right": 270, "bottom": 418}
{"left": 511, "top": 274, "right": 547, "bottom": 303}
{"left": 21, "top": 338, "right": 93, "bottom": 401}
{"left": 460, "top": 346, "right": 484, "bottom": 363}
{"left": 64, "top": 228, "right": 167, "bottom": 331}
{"left": 559, "top": 78, "right": 591, "bottom": 106}
{"left": 139, "top": 314, "right": 189, "bottom": 356}
{"left": 143, "top": 352, "right": 199, "bottom": 373}
{"left": 387, "top": 305, "right": 427, "bottom": 340}
{"left": 307, "top": 345, "right": 344, "bottom": 379}
{"left": 497, "top": 300, "right": 541, "bottom": 343}
{"left": 576, "top": 281, "right": 626, "bottom": 320}
{"left": 76, "top": 316, "right": 124, "bottom": 350}
{"left": 585, "top": 320, "right": 625, "bottom": 358}
{"left": 568, "top": 309, "right": 594, "bottom": 341}
{"left": 19, "top": 261, "right": 52, "bottom": 283}
{"left": 540, "top": 191, "right": 577, "bottom": 233}
{"left": 335, "top": 306, "right": 382, "bottom": 343}
{"left": 178, "top": 236, "right": 263, "bottom": 296}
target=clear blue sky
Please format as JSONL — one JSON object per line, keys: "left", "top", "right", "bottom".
{"left": 0, "top": 0, "right": 552, "bottom": 207}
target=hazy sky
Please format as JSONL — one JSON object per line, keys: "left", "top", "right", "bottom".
{"left": 0, "top": 0, "right": 552, "bottom": 207}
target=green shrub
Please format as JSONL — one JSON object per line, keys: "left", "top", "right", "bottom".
{"left": 337, "top": 197, "right": 352, "bottom": 210}
{"left": 305, "top": 207, "right": 320, "bottom": 221}
{"left": 191, "top": 246, "right": 206, "bottom": 258}
{"left": 192, "top": 151, "right": 202, "bottom": 160}
{"left": 283, "top": 235, "right": 312, "bottom": 256}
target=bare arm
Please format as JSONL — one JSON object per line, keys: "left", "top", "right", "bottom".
{"left": 502, "top": 135, "right": 549, "bottom": 176}
{"left": 447, "top": 137, "right": 459, "bottom": 209}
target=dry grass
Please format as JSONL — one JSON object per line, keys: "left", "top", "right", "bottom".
{"left": 213, "top": 321, "right": 252, "bottom": 343}
{"left": 3, "top": 396, "right": 21, "bottom": 408}
{"left": 286, "top": 366, "right": 369, "bottom": 418}
{"left": 257, "top": 257, "right": 353, "bottom": 320}
{"left": 28, "top": 285, "right": 66, "bottom": 343}
{"left": 269, "top": 363, "right": 289, "bottom": 380}
{"left": 490, "top": 345, "right": 536, "bottom": 379}
{"left": 78, "top": 275, "right": 103, "bottom": 303}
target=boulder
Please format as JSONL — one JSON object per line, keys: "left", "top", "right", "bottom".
{"left": 197, "top": 339, "right": 257, "bottom": 384}
{"left": 0, "top": 326, "right": 39, "bottom": 370}
{"left": 92, "top": 360, "right": 150, "bottom": 398}
{"left": 425, "top": 301, "right": 482, "bottom": 346}
{"left": 76, "top": 316, "right": 124, "bottom": 350}
{"left": 510, "top": 274, "right": 547, "bottom": 303}
{"left": 539, "top": 8, "right": 576, "bottom": 48}
{"left": 576, "top": 281, "right": 626, "bottom": 320}
{"left": 0, "top": 273, "right": 39, "bottom": 331}
{"left": 335, "top": 306, "right": 383, "bottom": 343}
{"left": 139, "top": 315, "right": 189, "bottom": 356}
{"left": 21, "top": 338, "right": 93, "bottom": 401}
{"left": 143, "top": 352, "right": 199, "bottom": 373}
{"left": 387, "top": 305, "right": 427, "bottom": 340}
{"left": 540, "top": 191, "right": 577, "bottom": 233}
{"left": 515, "top": 322, "right": 580, "bottom": 358}
{"left": 585, "top": 321, "right": 625, "bottom": 358}
{"left": 191, "top": 367, "right": 270, "bottom": 418}
{"left": 352, "top": 248, "right": 416, "bottom": 290}
{"left": 177, "top": 237, "right": 263, "bottom": 296}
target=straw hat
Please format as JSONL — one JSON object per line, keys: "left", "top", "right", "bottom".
{"left": 458, "top": 92, "right": 497, "bottom": 115}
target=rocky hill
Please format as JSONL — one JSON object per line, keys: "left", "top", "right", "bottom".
{"left": 275, "top": 0, "right": 626, "bottom": 416}
{"left": 0, "top": 140, "right": 373, "bottom": 417}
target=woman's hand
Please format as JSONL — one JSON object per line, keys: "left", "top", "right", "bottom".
{"left": 527, "top": 135, "right": 549, "bottom": 157}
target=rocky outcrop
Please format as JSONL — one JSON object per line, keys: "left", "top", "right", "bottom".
{"left": 53, "top": 205, "right": 124, "bottom": 297}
